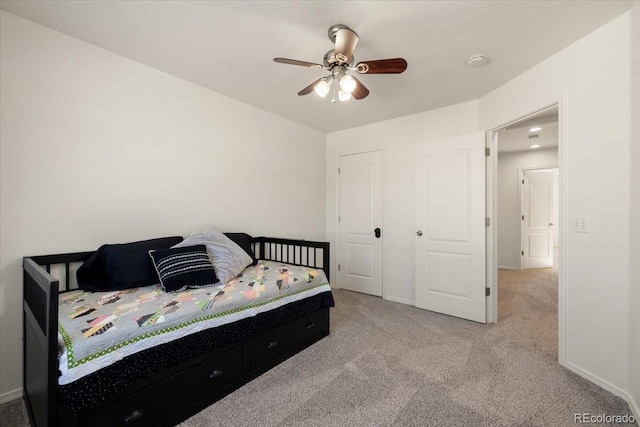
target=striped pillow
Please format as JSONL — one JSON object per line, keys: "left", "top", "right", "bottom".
{"left": 149, "top": 245, "right": 220, "bottom": 293}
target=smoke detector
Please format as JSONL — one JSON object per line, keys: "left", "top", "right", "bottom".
{"left": 467, "top": 53, "right": 487, "bottom": 67}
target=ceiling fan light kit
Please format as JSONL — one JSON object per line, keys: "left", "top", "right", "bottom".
{"left": 274, "top": 24, "right": 407, "bottom": 102}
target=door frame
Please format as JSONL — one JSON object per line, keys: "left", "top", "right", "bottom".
{"left": 519, "top": 166, "right": 558, "bottom": 270}
{"left": 485, "top": 99, "right": 568, "bottom": 367}
{"left": 335, "top": 149, "right": 386, "bottom": 296}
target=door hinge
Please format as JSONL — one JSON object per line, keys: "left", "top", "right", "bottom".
{"left": 338, "top": 264, "right": 341, "bottom": 271}
{"left": 521, "top": 214, "right": 524, "bottom": 220}
{"left": 338, "top": 215, "right": 341, "bottom": 223}
{"left": 485, "top": 147, "right": 490, "bottom": 157}
{"left": 485, "top": 217, "right": 490, "bottom": 227}
{"left": 522, "top": 250, "right": 524, "bottom": 256}
{"left": 486, "top": 287, "right": 491, "bottom": 297}
{"left": 338, "top": 168, "right": 341, "bottom": 174}
{"left": 522, "top": 179, "right": 525, "bottom": 184}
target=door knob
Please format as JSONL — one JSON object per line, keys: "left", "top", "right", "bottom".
{"left": 374, "top": 228, "right": 381, "bottom": 238}
{"left": 416, "top": 230, "right": 423, "bottom": 236}
{"left": 549, "top": 223, "right": 554, "bottom": 226}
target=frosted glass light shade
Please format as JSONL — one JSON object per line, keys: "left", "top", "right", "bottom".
{"left": 339, "top": 75, "right": 357, "bottom": 93}
{"left": 314, "top": 80, "right": 330, "bottom": 97}
{"left": 338, "top": 90, "right": 352, "bottom": 102}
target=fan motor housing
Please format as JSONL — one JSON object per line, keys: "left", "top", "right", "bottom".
{"left": 328, "top": 24, "right": 354, "bottom": 43}
{"left": 323, "top": 50, "right": 354, "bottom": 68}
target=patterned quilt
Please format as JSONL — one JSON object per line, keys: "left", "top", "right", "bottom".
{"left": 57, "top": 261, "right": 330, "bottom": 384}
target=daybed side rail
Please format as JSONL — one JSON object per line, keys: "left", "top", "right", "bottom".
{"left": 30, "top": 251, "right": 93, "bottom": 292}
{"left": 23, "top": 258, "right": 61, "bottom": 427}
{"left": 253, "top": 237, "right": 330, "bottom": 280}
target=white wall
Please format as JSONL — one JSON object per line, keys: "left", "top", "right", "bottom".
{"left": 0, "top": 11, "right": 326, "bottom": 400}
{"left": 480, "top": 11, "right": 633, "bottom": 405}
{"left": 629, "top": 1, "right": 640, "bottom": 419}
{"left": 497, "top": 149, "right": 558, "bottom": 269}
{"left": 326, "top": 102, "right": 479, "bottom": 305}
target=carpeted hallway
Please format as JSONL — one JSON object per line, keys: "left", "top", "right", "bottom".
{"left": 1, "top": 262, "right": 636, "bottom": 426}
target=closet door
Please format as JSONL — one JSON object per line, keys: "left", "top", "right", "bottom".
{"left": 522, "top": 169, "right": 554, "bottom": 269}
{"left": 415, "top": 132, "right": 486, "bottom": 323}
{"left": 338, "top": 151, "right": 383, "bottom": 297}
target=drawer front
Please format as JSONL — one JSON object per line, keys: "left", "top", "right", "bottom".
{"left": 181, "top": 344, "right": 244, "bottom": 403}
{"left": 82, "top": 345, "right": 243, "bottom": 426}
{"left": 250, "top": 323, "right": 295, "bottom": 370}
{"left": 250, "top": 309, "right": 329, "bottom": 370}
{"left": 290, "top": 308, "right": 329, "bottom": 340}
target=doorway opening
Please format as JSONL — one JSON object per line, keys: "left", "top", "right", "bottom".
{"left": 487, "top": 104, "right": 566, "bottom": 364}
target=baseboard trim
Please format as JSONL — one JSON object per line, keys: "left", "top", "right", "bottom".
{"left": 0, "top": 388, "right": 22, "bottom": 404}
{"left": 564, "top": 361, "right": 638, "bottom": 419}
{"left": 497, "top": 265, "right": 519, "bottom": 270}
{"left": 383, "top": 295, "right": 414, "bottom": 306}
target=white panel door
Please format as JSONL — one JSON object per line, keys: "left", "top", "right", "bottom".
{"left": 338, "top": 151, "right": 383, "bottom": 296}
{"left": 415, "top": 132, "right": 486, "bottom": 323}
{"left": 522, "top": 170, "right": 554, "bottom": 269}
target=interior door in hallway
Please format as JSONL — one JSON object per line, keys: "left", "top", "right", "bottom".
{"left": 338, "top": 151, "right": 383, "bottom": 297}
{"left": 415, "top": 132, "right": 486, "bottom": 323}
{"left": 522, "top": 169, "right": 554, "bottom": 269}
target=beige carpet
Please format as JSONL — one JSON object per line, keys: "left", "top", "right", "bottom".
{"left": 178, "top": 260, "right": 634, "bottom": 426}
{"left": 1, "top": 260, "right": 636, "bottom": 426}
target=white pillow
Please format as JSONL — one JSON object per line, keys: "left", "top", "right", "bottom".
{"left": 173, "top": 225, "right": 252, "bottom": 285}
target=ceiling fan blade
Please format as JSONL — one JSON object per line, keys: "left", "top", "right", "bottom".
{"left": 334, "top": 28, "right": 359, "bottom": 63}
{"left": 298, "top": 78, "right": 324, "bottom": 96}
{"left": 274, "top": 58, "right": 324, "bottom": 69}
{"left": 356, "top": 58, "right": 408, "bottom": 74}
{"left": 351, "top": 76, "right": 369, "bottom": 100}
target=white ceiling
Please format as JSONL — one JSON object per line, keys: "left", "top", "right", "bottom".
{"left": 498, "top": 108, "right": 558, "bottom": 153}
{"left": 0, "top": 1, "right": 632, "bottom": 133}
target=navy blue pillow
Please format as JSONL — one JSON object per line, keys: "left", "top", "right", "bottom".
{"left": 77, "top": 236, "right": 184, "bottom": 292}
{"left": 149, "top": 245, "right": 220, "bottom": 293}
{"left": 224, "top": 232, "right": 257, "bottom": 266}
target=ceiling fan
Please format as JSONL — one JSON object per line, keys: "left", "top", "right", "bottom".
{"left": 273, "top": 24, "right": 407, "bottom": 102}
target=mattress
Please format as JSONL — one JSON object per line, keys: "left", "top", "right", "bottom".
{"left": 57, "top": 260, "right": 331, "bottom": 385}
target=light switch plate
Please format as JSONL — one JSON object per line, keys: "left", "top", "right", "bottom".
{"left": 573, "top": 216, "right": 589, "bottom": 233}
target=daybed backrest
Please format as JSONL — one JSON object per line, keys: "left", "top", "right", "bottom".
{"left": 252, "top": 237, "right": 330, "bottom": 280}
{"left": 26, "top": 237, "right": 331, "bottom": 293}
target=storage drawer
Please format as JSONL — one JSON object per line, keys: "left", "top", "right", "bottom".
{"left": 81, "top": 345, "right": 243, "bottom": 426}
{"left": 250, "top": 309, "right": 328, "bottom": 370}
{"left": 289, "top": 308, "right": 329, "bottom": 340}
